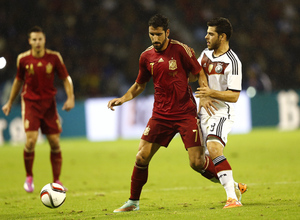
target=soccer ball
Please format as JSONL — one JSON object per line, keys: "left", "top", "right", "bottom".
{"left": 40, "top": 183, "right": 66, "bottom": 208}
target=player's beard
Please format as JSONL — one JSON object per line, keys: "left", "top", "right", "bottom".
{"left": 209, "top": 40, "right": 221, "bottom": 51}
{"left": 153, "top": 37, "right": 167, "bottom": 51}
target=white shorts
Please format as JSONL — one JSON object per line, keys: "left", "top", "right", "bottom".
{"left": 200, "top": 112, "right": 235, "bottom": 149}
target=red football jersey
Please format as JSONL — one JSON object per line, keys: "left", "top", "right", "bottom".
{"left": 16, "top": 49, "right": 69, "bottom": 100}
{"left": 136, "top": 39, "right": 201, "bottom": 120}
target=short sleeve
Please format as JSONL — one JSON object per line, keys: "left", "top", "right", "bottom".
{"left": 55, "top": 53, "right": 69, "bottom": 79}
{"left": 136, "top": 53, "right": 152, "bottom": 84}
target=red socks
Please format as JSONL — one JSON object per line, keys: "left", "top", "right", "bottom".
{"left": 214, "top": 157, "right": 232, "bottom": 173}
{"left": 51, "top": 151, "right": 62, "bottom": 182}
{"left": 24, "top": 149, "right": 62, "bottom": 182}
{"left": 24, "top": 150, "right": 34, "bottom": 177}
{"left": 201, "top": 155, "right": 233, "bottom": 183}
{"left": 130, "top": 163, "right": 148, "bottom": 200}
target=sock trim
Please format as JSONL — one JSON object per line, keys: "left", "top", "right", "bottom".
{"left": 213, "top": 155, "right": 226, "bottom": 166}
{"left": 134, "top": 163, "right": 148, "bottom": 170}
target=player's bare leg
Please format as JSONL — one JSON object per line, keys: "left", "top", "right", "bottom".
{"left": 23, "top": 131, "right": 39, "bottom": 192}
{"left": 188, "top": 146, "right": 219, "bottom": 182}
{"left": 187, "top": 146, "right": 206, "bottom": 171}
{"left": 114, "top": 140, "right": 160, "bottom": 213}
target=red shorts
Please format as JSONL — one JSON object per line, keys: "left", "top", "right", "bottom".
{"left": 141, "top": 115, "right": 203, "bottom": 149}
{"left": 21, "top": 98, "right": 62, "bottom": 134}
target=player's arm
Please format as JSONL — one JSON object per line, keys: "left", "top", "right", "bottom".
{"left": 196, "top": 80, "right": 240, "bottom": 103}
{"left": 62, "top": 76, "right": 75, "bottom": 111}
{"left": 2, "top": 78, "right": 23, "bottom": 116}
{"left": 196, "top": 69, "right": 219, "bottom": 115}
{"left": 108, "top": 82, "right": 146, "bottom": 111}
{"left": 188, "top": 72, "right": 198, "bottom": 82}
{"left": 198, "top": 68, "right": 207, "bottom": 87}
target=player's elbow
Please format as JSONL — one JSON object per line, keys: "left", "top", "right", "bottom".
{"left": 227, "top": 90, "right": 240, "bottom": 103}
{"left": 135, "top": 82, "right": 147, "bottom": 92}
{"left": 231, "top": 93, "right": 240, "bottom": 103}
{"left": 232, "top": 97, "right": 239, "bottom": 103}
{"left": 188, "top": 73, "right": 198, "bottom": 82}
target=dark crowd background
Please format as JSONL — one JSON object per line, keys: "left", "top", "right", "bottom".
{"left": 0, "top": 0, "right": 299, "bottom": 102}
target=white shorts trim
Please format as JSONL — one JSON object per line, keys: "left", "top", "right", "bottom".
{"left": 207, "top": 137, "right": 224, "bottom": 147}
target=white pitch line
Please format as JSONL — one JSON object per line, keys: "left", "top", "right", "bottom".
{"left": 68, "top": 181, "right": 300, "bottom": 197}
{"left": 110, "top": 181, "right": 300, "bottom": 194}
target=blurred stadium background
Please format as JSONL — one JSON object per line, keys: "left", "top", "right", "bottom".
{"left": 0, "top": 0, "right": 299, "bottom": 144}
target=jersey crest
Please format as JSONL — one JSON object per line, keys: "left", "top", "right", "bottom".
{"left": 169, "top": 59, "right": 177, "bottom": 71}
{"left": 215, "top": 63, "right": 223, "bottom": 73}
{"left": 46, "top": 63, "right": 53, "bottom": 74}
{"left": 202, "top": 53, "right": 228, "bottom": 75}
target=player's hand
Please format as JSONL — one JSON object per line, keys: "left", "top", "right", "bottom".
{"left": 2, "top": 103, "right": 12, "bottom": 116}
{"left": 107, "top": 98, "right": 123, "bottom": 111}
{"left": 199, "top": 97, "right": 219, "bottom": 116}
{"left": 195, "top": 81, "right": 211, "bottom": 98}
{"left": 62, "top": 98, "right": 75, "bottom": 111}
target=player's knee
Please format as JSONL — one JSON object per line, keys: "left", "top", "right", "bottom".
{"left": 207, "top": 142, "right": 223, "bottom": 158}
{"left": 47, "top": 136, "right": 60, "bottom": 151}
{"left": 49, "top": 142, "right": 60, "bottom": 152}
{"left": 25, "top": 137, "right": 37, "bottom": 151}
{"left": 190, "top": 159, "right": 205, "bottom": 172}
{"left": 207, "top": 145, "right": 216, "bottom": 155}
{"left": 50, "top": 146, "right": 61, "bottom": 153}
{"left": 135, "top": 153, "right": 150, "bottom": 166}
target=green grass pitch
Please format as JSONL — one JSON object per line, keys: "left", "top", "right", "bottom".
{"left": 0, "top": 127, "right": 300, "bottom": 219}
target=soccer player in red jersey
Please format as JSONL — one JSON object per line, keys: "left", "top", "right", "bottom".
{"left": 2, "top": 26, "right": 75, "bottom": 192}
{"left": 108, "top": 14, "right": 217, "bottom": 212}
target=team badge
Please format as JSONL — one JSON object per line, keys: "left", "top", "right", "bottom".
{"left": 215, "top": 63, "right": 223, "bottom": 73}
{"left": 208, "top": 64, "right": 214, "bottom": 73}
{"left": 46, "top": 63, "right": 53, "bottom": 74}
{"left": 37, "top": 62, "right": 43, "bottom": 67}
{"left": 169, "top": 59, "right": 177, "bottom": 71}
{"left": 143, "top": 126, "right": 150, "bottom": 136}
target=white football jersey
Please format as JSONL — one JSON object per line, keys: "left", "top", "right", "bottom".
{"left": 197, "top": 48, "right": 242, "bottom": 118}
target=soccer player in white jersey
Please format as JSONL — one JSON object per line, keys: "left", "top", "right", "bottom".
{"left": 195, "top": 17, "right": 247, "bottom": 209}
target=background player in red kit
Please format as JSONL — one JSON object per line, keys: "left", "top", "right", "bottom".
{"left": 2, "top": 26, "right": 75, "bottom": 192}
{"left": 108, "top": 14, "right": 217, "bottom": 212}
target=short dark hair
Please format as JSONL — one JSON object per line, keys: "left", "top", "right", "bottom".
{"left": 148, "top": 14, "right": 169, "bottom": 32}
{"left": 28, "top": 26, "right": 44, "bottom": 38}
{"left": 207, "top": 17, "right": 232, "bottom": 40}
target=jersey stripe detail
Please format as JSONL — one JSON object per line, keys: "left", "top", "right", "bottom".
{"left": 224, "top": 103, "right": 231, "bottom": 119}
{"left": 143, "top": 45, "right": 154, "bottom": 53}
{"left": 216, "top": 117, "right": 226, "bottom": 138}
{"left": 46, "top": 49, "right": 65, "bottom": 64}
{"left": 170, "top": 39, "right": 193, "bottom": 57}
{"left": 17, "top": 50, "right": 31, "bottom": 67}
{"left": 226, "top": 50, "right": 238, "bottom": 75}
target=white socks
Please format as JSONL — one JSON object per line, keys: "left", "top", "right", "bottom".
{"left": 217, "top": 170, "right": 237, "bottom": 200}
